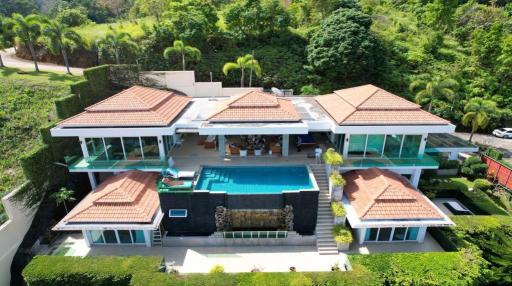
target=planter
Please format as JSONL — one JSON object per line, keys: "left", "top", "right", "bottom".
{"left": 331, "top": 185, "right": 343, "bottom": 201}
{"left": 240, "top": 150, "right": 248, "bottom": 157}
{"left": 254, "top": 149, "right": 262, "bottom": 156}
{"left": 333, "top": 216, "right": 346, "bottom": 225}
{"left": 337, "top": 242, "right": 349, "bottom": 251}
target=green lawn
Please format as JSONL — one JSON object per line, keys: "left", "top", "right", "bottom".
{"left": 0, "top": 67, "right": 83, "bottom": 223}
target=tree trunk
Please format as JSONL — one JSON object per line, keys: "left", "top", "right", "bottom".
{"left": 240, "top": 68, "right": 244, "bottom": 88}
{"left": 114, "top": 50, "right": 120, "bottom": 65}
{"left": 0, "top": 54, "right": 4, "bottom": 67}
{"left": 61, "top": 47, "right": 71, "bottom": 74}
{"left": 63, "top": 202, "right": 68, "bottom": 214}
{"left": 428, "top": 101, "right": 432, "bottom": 112}
{"left": 28, "top": 42, "right": 39, "bottom": 72}
{"left": 182, "top": 52, "right": 186, "bottom": 71}
{"left": 469, "top": 130, "right": 474, "bottom": 142}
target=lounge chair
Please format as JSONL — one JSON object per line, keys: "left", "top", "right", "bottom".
{"left": 204, "top": 135, "right": 216, "bottom": 149}
{"left": 162, "top": 167, "right": 195, "bottom": 179}
{"left": 160, "top": 177, "right": 193, "bottom": 190}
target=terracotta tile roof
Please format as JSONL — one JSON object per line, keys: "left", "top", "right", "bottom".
{"left": 58, "top": 86, "right": 191, "bottom": 127}
{"left": 315, "top": 84, "right": 450, "bottom": 126}
{"left": 344, "top": 168, "right": 444, "bottom": 220}
{"left": 208, "top": 91, "right": 301, "bottom": 122}
{"left": 62, "top": 171, "right": 160, "bottom": 224}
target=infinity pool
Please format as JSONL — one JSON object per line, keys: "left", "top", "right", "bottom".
{"left": 195, "top": 166, "right": 314, "bottom": 194}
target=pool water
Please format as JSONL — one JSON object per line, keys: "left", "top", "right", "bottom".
{"left": 195, "top": 166, "right": 313, "bottom": 194}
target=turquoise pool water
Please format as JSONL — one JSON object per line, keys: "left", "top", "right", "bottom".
{"left": 195, "top": 166, "right": 313, "bottom": 194}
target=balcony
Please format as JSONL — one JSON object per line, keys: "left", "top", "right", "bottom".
{"left": 67, "top": 156, "right": 168, "bottom": 172}
{"left": 340, "top": 154, "right": 439, "bottom": 169}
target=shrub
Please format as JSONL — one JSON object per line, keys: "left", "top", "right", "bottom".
{"left": 323, "top": 148, "right": 343, "bottom": 166}
{"left": 439, "top": 159, "right": 460, "bottom": 169}
{"left": 55, "top": 7, "right": 90, "bottom": 27}
{"left": 54, "top": 93, "right": 82, "bottom": 119}
{"left": 209, "top": 265, "right": 224, "bottom": 274}
{"left": 461, "top": 156, "right": 487, "bottom": 179}
{"left": 329, "top": 171, "right": 346, "bottom": 187}
{"left": 331, "top": 201, "right": 346, "bottom": 217}
{"left": 300, "top": 84, "right": 320, "bottom": 95}
{"left": 333, "top": 224, "right": 353, "bottom": 244}
{"left": 473, "top": 179, "right": 493, "bottom": 192}
{"left": 485, "top": 148, "right": 504, "bottom": 160}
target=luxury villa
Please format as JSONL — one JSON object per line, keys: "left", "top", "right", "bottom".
{"left": 51, "top": 76, "right": 470, "bottom": 254}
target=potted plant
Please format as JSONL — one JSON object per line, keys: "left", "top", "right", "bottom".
{"left": 331, "top": 201, "right": 346, "bottom": 225}
{"left": 323, "top": 148, "right": 343, "bottom": 174}
{"left": 333, "top": 224, "right": 353, "bottom": 251}
{"left": 329, "top": 171, "right": 346, "bottom": 201}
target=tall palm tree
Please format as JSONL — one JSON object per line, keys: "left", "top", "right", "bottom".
{"left": 10, "top": 13, "right": 42, "bottom": 72}
{"left": 96, "top": 30, "right": 138, "bottom": 64}
{"left": 409, "top": 74, "right": 459, "bottom": 112}
{"left": 163, "top": 40, "right": 201, "bottom": 71}
{"left": 223, "top": 54, "right": 261, "bottom": 87}
{"left": 51, "top": 187, "right": 76, "bottom": 214}
{"left": 462, "top": 98, "right": 497, "bottom": 142}
{"left": 41, "top": 20, "right": 83, "bottom": 74}
{"left": 0, "top": 17, "right": 11, "bottom": 67}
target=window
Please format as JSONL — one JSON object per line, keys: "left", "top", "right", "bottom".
{"left": 123, "top": 137, "right": 143, "bottom": 160}
{"left": 118, "top": 230, "right": 132, "bottom": 244}
{"left": 365, "top": 135, "right": 385, "bottom": 157}
{"left": 401, "top": 135, "right": 422, "bottom": 158}
{"left": 104, "top": 137, "right": 124, "bottom": 160}
{"left": 377, "top": 227, "right": 392, "bottom": 241}
{"left": 86, "top": 138, "right": 107, "bottom": 160}
{"left": 169, "top": 209, "right": 188, "bottom": 218}
{"left": 89, "top": 230, "right": 104, "bottom": 244}
{"left": 131, "top": 230, "right": 146, "bottom": 244}
{"left": 141, "top": 137, "right": 160, "bottom": 160}
{"left": 348, "top": 135, "right": 366, "bottom": 157}
{"left": 392, "top": 227, "right": 407, "bottom": 241}
{"left": 87, "top": 229, "right": 146, "bottom": 245}
{"left": 103, "top": 230, "right": 118, "bottom": 243}
{"left": 365, "top": 228, "right": 378, "bottom": 241}
{"left": 383, "top": 135, "right": 403, "bottom": 158}
{"left": 406, "top": 227, "right": 419, "bottom": 241}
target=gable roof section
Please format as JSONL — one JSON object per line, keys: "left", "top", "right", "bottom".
{"left": 344, "top": 168, "right": 444, "bottom": 220}
{"left": 315, "top": 84, "right": 449, "bottom": 126}
{"left": 61, "top": 171, "right": 160, "bottom": 224}
{"left": 58, "top": 86, "right": 191, "bottom": 128}
{"left": 208, "top": 91, "right": 301, "bottom": 123}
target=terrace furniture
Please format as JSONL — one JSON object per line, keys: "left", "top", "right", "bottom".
{"left": 160, "top": 178, "right": 193, "bottom": 190}
{"left": 229, "top": 143, "right": 240, "bottom": 155}
{"left": 204, "top": 135, "right": 216, "bottom": 149}
{"left": 296, "top": 134, "right": 316, "bottom": 151}
{"left": 240, "top": 149, "right": 248, "bottom": 157}
{"left": 443, "top": 201, "right": 473, "bottom": 215}
{"left": 162, "top": 167, "right": 196, "bottom": 179}
{"left": 270, "top": 143, "right": 282, "bottom": 155}
{"left": 254, "top": 149, "right": 262, "bottom": 156}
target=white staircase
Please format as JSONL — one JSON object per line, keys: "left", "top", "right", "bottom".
{"left": 310, "top": 164, "right": 338, "bottom": 255}
{"left": 153, "top": 227, "right": 163, "bottom": 246}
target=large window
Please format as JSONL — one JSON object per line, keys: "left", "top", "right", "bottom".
{"left": 377, "top": 227, "right": 392, "bottom": 241}
{"left": 364, "top": 227, "right": 421, "bottom": 242}
{"left": 365, "top": 135, "right": 385, "bottom": 157}
{"left": 123, "top": 137, "right": 143, "bottom": 160}
{"left": 141, "top": 137, "right": 160, "bottom": 160}
{"left": 104, "top": 137, "right": 124, "bottom": 160}
{"left": 348, "top": 135, "right": 366, "bottom": 157}
{"left": 401, "top": 135, "right": 422, "bottom": 158}
{"left": 87, "top": 229, "right": 146, "bottom": 245}
{"left": 84, "top": 137, "right": 162, "bottom": 161}
{"left": 383, "top": 135, "right": 403, "bottom": 158}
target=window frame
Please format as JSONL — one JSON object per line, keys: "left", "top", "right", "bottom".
{"left": 169, "top": 209, "right": 188, "bottom": 218}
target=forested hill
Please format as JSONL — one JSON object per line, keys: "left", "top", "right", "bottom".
{"left": 1, "top": 0, "right": 511, "bottom": 132}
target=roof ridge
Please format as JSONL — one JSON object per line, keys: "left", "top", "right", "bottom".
{"left": 353, "top": 85, "right": 380, "bottom": 108}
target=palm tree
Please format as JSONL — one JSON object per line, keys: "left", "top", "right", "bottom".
{"left": 223, "top": 54, "right": 261, "bottom": 87}
{"left": 163, "top": 40, "right": 201, "bottom": 71}
{"left": 10, "top": 13, "right": 42, "bottom": 72}
{"left": 51, "top": 187, "right": 76, "bottom": 214}
{"left": 409, "top": 74, "right": 459, "bottom": 112}
{"left": 41, "top": 20, "right": 83, "bottom": 74}
{"left": 96, "top": 30, "right": 138, "bottom": 64}
{"left": 462, "top": 98, "right": 497, "bottom": 142}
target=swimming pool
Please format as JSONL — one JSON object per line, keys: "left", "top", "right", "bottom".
{"left": 195, "top": 166, "right": 314, "bottom": 194}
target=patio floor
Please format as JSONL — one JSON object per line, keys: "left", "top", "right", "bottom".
{"left": 347, "top": 233, "right": 444, "bottom": 254}
{"left": 42, "top": 233, "right": 348, "bottom": 273}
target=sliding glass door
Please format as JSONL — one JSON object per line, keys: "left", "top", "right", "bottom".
{"left": 364, "top": 227, "right": 421, "bottom": 242}
{"left": 84, "top": 136, "right": 161, "bottom": 161}
{"left": 87, "top": 229, "right": 146, "bottom": 245}
{"left": 347, "top": 134, "right": 423, "bottom": 159}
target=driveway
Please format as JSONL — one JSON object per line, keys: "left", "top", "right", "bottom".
{"left": 454, "top": 133, "right": 512, "bottom": 153}
{"left": 0, "top": 47, "right": 83, "bottom": 75}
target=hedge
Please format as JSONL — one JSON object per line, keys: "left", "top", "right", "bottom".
{"left": 428, "top": 227, "right": 459, "bottom": 252}
{"left": 55, "top": 93, "right": 82, "bottom": 119}
{"left": 350, "top": 252, "right": 482, "bottom": 286}
{"left": 20, "top": 144, "right": 55, "bottom": 188}
{"left": 23, "top": 256, "right": 379, "bottom": 286}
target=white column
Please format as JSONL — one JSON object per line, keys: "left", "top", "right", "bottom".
{"left": 82, "top": 229, "right": 92, "bottom": 247}
{"left": 417, "top": 227, "right": 427, "bottom": 242}
{"left": 358, "top": 228, "right": 366, "bottom": 244}
{"left": 144, "top": 230, "right": 152, "bottom": 247}
{"left": 79, "top": 136, "right": 89, "bottom": 158}
{"left": 342, "top": 134, "right": 350, "bottom": 158}
{"left": 418, "top": 133, "right": 428, "bottom": 157}
{"left": 410, "top": 169, "right": 422, "bottom": 188}
{"left": 157, "top": 135, "right": 166, "bottom": 160}
{"left": 87, "top": 172, "right": 97, "bottom": 189}
{"left": 329, "top": 132, "right": 336, "bottom": 143}
{"left": 448, "top": 151, "right": 459, "bottom": 160}
{"left": 282, "top": 134, "right": 289, "bottom": 156}
{"left": 218, "top": 135, "right": 225, "bottom": 156}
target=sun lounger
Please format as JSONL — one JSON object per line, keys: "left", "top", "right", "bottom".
{"left": 160, "top": 178, "right": 193, "bottom": 190}
{"left": 162, "top": 168, "right": 195, "bottom": 179}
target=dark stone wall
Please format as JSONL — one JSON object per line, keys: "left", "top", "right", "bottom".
{"left": 159, "top": 190, "right": 318, "bottom": 236}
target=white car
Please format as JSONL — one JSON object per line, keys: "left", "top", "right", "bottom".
{"left": 492, "top": 128, "right": 512, "bottom": 139}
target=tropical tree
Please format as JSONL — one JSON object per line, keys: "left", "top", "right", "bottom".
{"left": 409, "top": 74, "right": 459, "bottom": 112}
{"left": 222, "top": 54, "right": 261, "bottom": 87}
{"left": 41, "top": 19, "right": 83, "bottom": 74}
{"left": 96, "top": 30, "right": 138, "bottom": 64}
{"left": 462, "top": 98, "right": 497, "bottom": 142}
{"left": 163, "top": 40, "right": 201, "bottom": 71}
{"left": 0, "top": 16, "right": 15, "bottom": 67}
{"left": 10, "top": 13, "right": 42, "bottom": 72}
{"left": 51, "top": 187, "right": 76, "bottom": 214}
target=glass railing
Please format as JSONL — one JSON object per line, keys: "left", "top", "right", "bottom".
{"left": 222, "top": 231, "right": 288, "bottom": 239}
{"left": 68, "top": 156, "right": 168, "bottom": 171}
{"left": 342, "top": 154, "right": 439, "bottom": 168}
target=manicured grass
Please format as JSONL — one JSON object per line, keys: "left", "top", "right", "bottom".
{"left": 73, "top": 17, "right": 155, "bottom": 47}
{"left": 0, "top": 67, "right": 83, "bottom": 223}
{"left": 447, "top": 176, "right": 475, "bottom": 190}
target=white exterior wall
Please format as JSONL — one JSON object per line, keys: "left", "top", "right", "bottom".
{"left": 0, "top": 184, "right": 38, "bottom": 286}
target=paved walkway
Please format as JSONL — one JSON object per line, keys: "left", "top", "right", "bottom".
{"left": 43, "top": 233, "right": 348, "bottom": 273}
{"left": 0, "top": 48, "right": 84, "bottom": 75}
{"left": 348, "top": 233, "right": 444, "bottom": 255}
{"left": 454, "top": 132, "right": 512, "bottom": 152}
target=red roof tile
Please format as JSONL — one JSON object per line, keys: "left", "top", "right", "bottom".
{"left": 61, "top": 171, "right": 160, "bottom": 224}
{"left": 58, "top": 86, "right": 191, "bottom": 127}
{"left": 315, "top": 84, "right": 450, "bottom": 126}
{"left": 208, "top": 91, "right": 301, "bottom": 122}
{"left": 344, "top": 168, "right": 444, "bottom": 220}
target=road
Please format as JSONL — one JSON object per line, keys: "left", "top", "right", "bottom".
{"left": 454, "top": 132, "right": 512, "bottom": 156}
{"left": 0, "top": 48, "right": 83, "bottom": 75}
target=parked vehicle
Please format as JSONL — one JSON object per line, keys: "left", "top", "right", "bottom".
{"left": 492, "top": 128, "right": 512, "bottom": 138}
